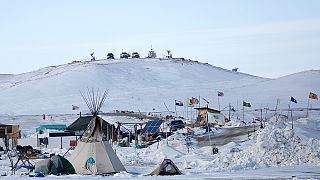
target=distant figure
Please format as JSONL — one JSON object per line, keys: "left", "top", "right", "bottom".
{"left": 43, "top": 114, "right": 46, "bottom": 120}
{"left": 90, "top": 52, "right": 96, "bottom": 61}
{"left": 232, "top": 67, "right": 238, "bottom": 72}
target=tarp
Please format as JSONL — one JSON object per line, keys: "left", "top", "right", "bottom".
{"left": 66, "top": 116, "right": 110, "bottom": 136}
{"left": 36, "top": 124, "right": 67, "bottom": 133}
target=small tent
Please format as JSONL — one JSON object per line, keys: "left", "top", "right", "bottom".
{"left": 34, "top": 155, "right": 75, "bottom": 176}
{"left": 68, "top": 116, "right": 126, "bottom": 174}
{"left": 149, "top": 159, "right": 182, "bottom": 176}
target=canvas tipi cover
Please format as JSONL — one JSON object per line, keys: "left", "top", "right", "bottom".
{"left": 69, "top": 116, "right": 126, "bottom": 174}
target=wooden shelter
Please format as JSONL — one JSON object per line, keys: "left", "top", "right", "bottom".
{"left": 0, "top": 123, "right": 20, "bottom": 149}
{"left": 195, "top": 107, "right": 225, "bottom": 126}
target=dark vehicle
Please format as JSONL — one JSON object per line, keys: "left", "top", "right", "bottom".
{"left": 120, "top": 52, "right": 130, "bottom": 59}
{"left": 107, "top": 53, "right": 114, "bottom": 59}
{"left": 170, "top": 120, "right": 185, "bottom": 131}
{"left": 132, "top": 52, "right": 140, "bottom": 58}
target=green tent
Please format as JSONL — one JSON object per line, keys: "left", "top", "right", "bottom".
{"left": 34, "top": 155, "right": 75, "bottom": 176}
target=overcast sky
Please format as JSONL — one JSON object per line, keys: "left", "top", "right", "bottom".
{"left": 1, "top": 0, "right": 320, "bottom": 78}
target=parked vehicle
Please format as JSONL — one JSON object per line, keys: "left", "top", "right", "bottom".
{"left": 132, "top": 52, "right": 140, "bottom": 58}
{"left": 107, "top": 53, "right": 114, "bottom": 59}
{"left": 170, "top": 120, "right": 185, "bottom": 131}
{"left": 120, "top": 52, "right": 130, "bottom": 59}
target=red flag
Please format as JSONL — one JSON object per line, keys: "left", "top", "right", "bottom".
{"left": 309, "top": 92, "right": 318, "bottom": 100}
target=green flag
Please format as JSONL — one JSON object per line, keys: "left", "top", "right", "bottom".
{"left": 243, "top": 101, "right": 251, "bottom": 107}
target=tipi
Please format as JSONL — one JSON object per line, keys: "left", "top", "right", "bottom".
{"left": 69, "top": 89, "right": 126, "bottom": 174}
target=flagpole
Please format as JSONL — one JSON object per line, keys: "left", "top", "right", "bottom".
{"left": 288, "top": 104, "right": 293, "bottom": 129}
{"left": 218, "top": 94, "right": 220, "bottom": 111}
{"left": 287, "top": 100, "right": 291, "bottom": 119}
{"left": 174, "top": 100, "right": 177, "bottom": 118}
{"left": 242, "top": 101, "right": 244, "bottom": 122}
{"left": 307, "top": 97, "right": 310, "bottom": 117}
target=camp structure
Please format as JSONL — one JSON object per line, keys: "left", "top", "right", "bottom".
{"left": 66, "top": 115, "right": 115, "bottom": 140}
{"left": 195, "top": 107, "right": 225, "bottom": 126}
{"left": 34, "top": 154, "right": 75, "bottom": 176}
{"left": 149, "top": 159, "right": 182, "bottom": 176}
{"left": 68, "top": 89, "right": 126, "bottom": 175}
{"left": 69, "top": 115, "right": 126, "bottom": 174}
{"left": 0, "top": 123, "right": 20, "bottom": 149}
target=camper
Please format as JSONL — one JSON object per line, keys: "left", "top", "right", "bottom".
{"left": 131, "top": 52, "right": 140, "bottom": 58}
{"left": 120, "top": 52, "right": 130, "bottom": 59}
{"left": 107, "top": 53, "right": 114, "bottom": 59}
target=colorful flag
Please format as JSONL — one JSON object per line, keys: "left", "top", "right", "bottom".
{"left": 290, "top": 96, "right": 297, "bottom": 104}
{"left": 175, "top": 100, "right": 183, "bottom": 106}
{"left": 218, "top": 91, "right": 224, "bottom": 97}
{"left": 309, "top": 92, "right": 318, "bottom": 100}
{"left": 243, "top": 101, "right": 251, "bottom": 107}
{"left": 186, "top": 98, "right": 193, "bottom": 106}
{"left": 191, "top": 97, "right": 199, "bottom": 104}
{"left": 202, "top": 97, "right": 209, "bottom": 104}
{"left": 72, "top": 105, "right": 80, "bottom": 110}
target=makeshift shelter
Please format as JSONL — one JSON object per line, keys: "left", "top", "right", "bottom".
{"left": 69, "top": 89, "right": 126, "bottom": 175}
{"left": 34, "top": 155, "right": 75, "bottom": 175}
{"left": 149, "top": 159, "right": 182, "bottom": 176}
{"left": 0, "top": 123, "right": 20, "bottom": 149}
{"left": 195, "top": 107, "right": 225, "bottom": 126}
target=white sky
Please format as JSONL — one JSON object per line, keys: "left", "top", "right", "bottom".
{"left": 1, "top": 0, "right": 320, "bottom": 78}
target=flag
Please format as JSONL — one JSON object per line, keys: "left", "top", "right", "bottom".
{"left": 243, "top": 101, "right": 251, "bottom": 107}
{"left": 309, "top": 92, "right": 318, "bottom": 100}
{"left": 72, "top": 105, "right": 79, "bottom": 110}
{"left": 186, "top": 98, "right": 193, "bottom": 106}
{"left": 202, "top": 97, "right": 209, "bottom": 104}
{"left": 175, "top": 100, "right": 183, "bottom": 106}
{"left": 191, "top": 97, "right": 199, "bottom": 104}
{"left": 290, "top": 96, "right": 297, "bottom": 104}
{"left": 218, "top": 91, "right": 224, "bottom": 97}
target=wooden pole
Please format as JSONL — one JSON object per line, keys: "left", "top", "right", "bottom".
{"left": 174, "top": 100, "right": 177, "bottom": 118}
{"left": 218, "top": 95, "right": 220, "bottom": 111}
{"left": 260, "top": 104, "right": 263, "bottom": 128}
{"left": 242, "top": 102, "right": 245, "bottom": 122}
{"left": 307, "top": 98, "right": 310, "bottom": 117}
{"left": 228, "top": 103, "right": 231, "bottom": 122}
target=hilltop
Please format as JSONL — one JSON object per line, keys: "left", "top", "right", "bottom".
{"left": 0, "top": 58, "right": 268, "bottom": 115}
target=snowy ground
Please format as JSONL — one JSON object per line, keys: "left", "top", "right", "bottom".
{"left": 1, "top": 112, "right": 320, "bottom": 179}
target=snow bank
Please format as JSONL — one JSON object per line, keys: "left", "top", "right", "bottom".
{"left": 211, "top": 117, "right": 320, "bottom": 171}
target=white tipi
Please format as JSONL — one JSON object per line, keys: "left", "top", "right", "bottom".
{"left": 69, "top": 89, "right": 126, "bottom": 174}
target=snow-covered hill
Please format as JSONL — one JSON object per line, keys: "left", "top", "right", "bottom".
{"left": 0, "top": 58, "right": 319, "bottom": 115}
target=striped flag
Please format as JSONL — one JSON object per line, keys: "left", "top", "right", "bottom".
{"left": 309, "top": 92, "right": 318, "bottom": 100}
{"left": 175, "top": 100, "right": 183, "bottom": 106}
